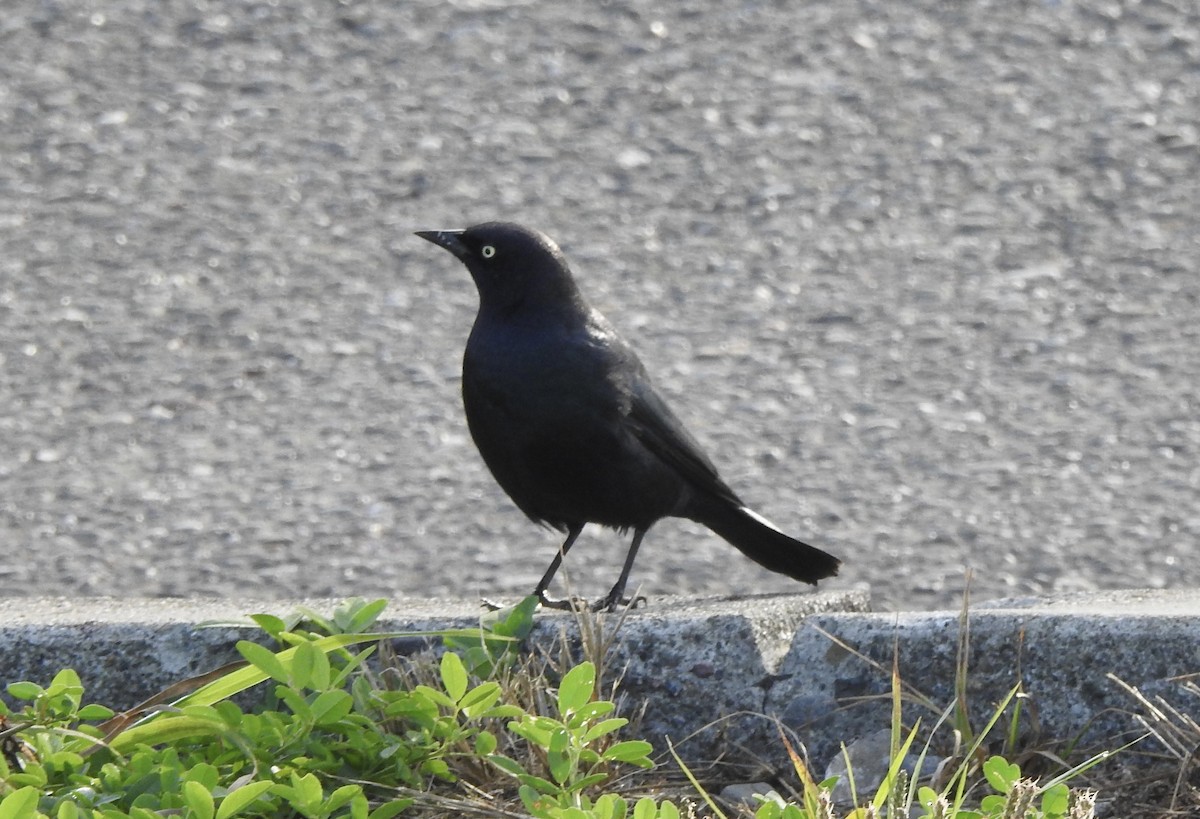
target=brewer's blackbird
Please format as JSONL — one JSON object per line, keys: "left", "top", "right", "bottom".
{"left": 416, "top": 222, "right": 841, "bottom": 611}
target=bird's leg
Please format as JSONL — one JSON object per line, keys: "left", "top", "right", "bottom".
{"left": 594, "top": 528, "right": 649, "bottom": 612}
{"left": 533, "top": 524, "right": 587, "bottom": 610}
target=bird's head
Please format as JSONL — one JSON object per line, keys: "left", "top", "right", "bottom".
{"left": 415, "top": 222, "right": 583, "bottom": 315}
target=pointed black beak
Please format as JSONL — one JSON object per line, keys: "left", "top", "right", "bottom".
{"left": 415, "top": 229, "right": 469, "bottom": 261}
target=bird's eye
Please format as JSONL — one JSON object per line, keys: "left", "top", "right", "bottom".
{"left": 481, "top": 245, "right": 496, "bottom": 259}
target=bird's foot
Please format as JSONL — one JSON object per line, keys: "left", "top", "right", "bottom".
{"left": 529, "top": 590, "right": 647, "bottom": 613}
{"left": 591, "top": 591, "right": 647, "bottom": 613}
{"left": 536, "top": 592, "right": 592, "bottom": 612}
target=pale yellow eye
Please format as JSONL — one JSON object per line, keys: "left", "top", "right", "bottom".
{"left": 481, "top": 245, "right": 496, "bottom": 259}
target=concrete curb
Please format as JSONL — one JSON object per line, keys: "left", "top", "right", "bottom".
{"left": 774, "top": 589, "right": 1200, "bottom": 769}
{"left": 2, "top": 590, "right": 1196, "bottom": 770}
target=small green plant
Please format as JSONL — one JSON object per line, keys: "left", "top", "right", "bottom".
{"left": 0, "top": 598, "right": 673, "bottom": 819}
{"left": 486, "top": 661, "right": 656, "bottom": 817}
{"left": 0, "top": 598, "right": 514, "bottom": 818}
{"left": 976, "top": 755, "right": 1097, "bottom": 819}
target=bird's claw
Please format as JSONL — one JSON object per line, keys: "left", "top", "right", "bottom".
{"left": 592, "top": 592, "right": 647, "bottom": 613}
{"left": 536, "top": 592, "right": 592, "bottom": 612}
{"left": 533, "top": 591, "right": 647, "bottom": 613}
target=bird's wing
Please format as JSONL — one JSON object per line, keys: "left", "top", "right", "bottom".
{"left": 626, "top": 378, "right": 742, "bottom": 507}
{"left": 581, "top": 307, "right": 742, "bottom": 506}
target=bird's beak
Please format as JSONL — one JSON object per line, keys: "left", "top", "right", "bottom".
{"left": 414, "top": 229, "right": 469, "bottom": 261}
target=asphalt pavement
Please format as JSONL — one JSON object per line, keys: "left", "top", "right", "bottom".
{"left": 1, "top": 0, "right": 1197, "bottom": 611}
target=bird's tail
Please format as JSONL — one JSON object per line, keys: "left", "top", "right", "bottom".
{"left": 694, "top": 501, "right": 840, "bottom": 585}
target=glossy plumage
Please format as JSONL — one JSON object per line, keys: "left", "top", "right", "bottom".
{"left": 416, "top": 222, "right": 841, "bottom": 610}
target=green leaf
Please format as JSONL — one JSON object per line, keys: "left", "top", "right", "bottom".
{"left": 290, "top": 640, "right": 318, "bottom": 689}
{"left": 307, "top": 642, "right": 332, "bottom": 689}
{"left": 183, "top": 781, "right": 215, "bottom": 819}
{"left": 311, "top": 689, "right": 354, "bottom": 725}
{"left": 215, "top": 781, "right": 274, "bottom": 819}
{"left": 459, "top": 681, "right": 502, "bottom": 716}
{"left": 980, "top": 794, "right": 1007, "bottom": 812}
{"left": 518, "top": 784, "right": 544, "bottom": 814}
{"left": 492, "top": 756, "right": 558, "bottom": 795}
{"left": 368, "top": 801, "right": 414, "bottom": 819}
{"left": 289, "top": 772, "right": 324, "bottom": 808}
{"left": 570, "top": 700, "right": 616, "bottom": 725}
{"left": 509, "top": 715, "right": 559, "bottom": 747}
{"left": 329, "top": 598, "right": 375, "bottom": 632}
{"left": 49, "top": 668, "right": 83, "bottom": 691}
{"left": 548, "top": 725, "right": 569, "bottom": 754}
{"left": 475, "top": 731, "right": 498, "bottom": 756}
{"left": 422, "top": 757, "right": 452, "bottom": 780}
{"left": 184, "top": 762, "right": 220, "bottom": 790}
{"left": 111, "top": 714, "right": 227, "bottom": 748}
{"left": 983, "top": 756, "right": 1020, "bottom": 793}
{"left": 237, "top": 641, "right": 289, "bottom": 683}
{"left": 547, "top": 728, "right": 572, "bottom": 784}
{"left": 633, "top": 797, "right": 659, "bottom": 819}
{"left": 275, "top": 686, "right": 312, "bottom": 721}
{"left": 557, "top": 663, "right": 596, "bottom": 716}
{"left": 520, "top": 773, "right": 561, "bottom": 796}
{"left": 583, "top": 717, "right": 629, "bottom": 743}
{"left": 325, "top": 784, "right": 364, "bottom": 813}
{"left": 567, "top": 772, "right": 609, "bottom": 792}
{"left": 6, "top": 761, "right": 46, "bottom": 789}
{"left": 602, "top": 740, "right": 655, "bottom": 765}
{"left": 384, "top": 692, "right": 438, "bottom": 727}
{"left": 1040, "top": 783, "right": 1070, "bottom": 816}
{"left": 345, "top": 598, "right": 389, "bottom": 633}
{"left": 293, "top": 606, "right": 339, "bottom": 636}
{"left": 249, "top": 613, "right": 288, "bottom": 639}
{"left": 451, "top": 645, "right": 493, "bottom": 678}
{"left": 485, "top": 595, "right": 539, "bottom": 639}
{"left": 6, "top": 682, "right": 42, "bottom": 701}
{"left": 440, "top": 651, "right": 468, "bottom": 703}
{"left": 412, "top": 684, "right": 457, "bottom": 710}
{"left": 179, "top": 703, "right": 225, "bottom": 722}
{"left": 478, "top": 703, "right": 524, "bottom": 720}
{"left": 488, "top": 754, "right": 529, "bottom": 778}
{"left": 76, "top": 703, "right": 115, "bottom": 720}
{"left": 592, "top": 793, "right": 628, "bottom": 819}
{"left": 0, "top": 787, "right": 40, "bottom": 819}
{"left": 329, "top": 645, "right": 375, "bottom": 689}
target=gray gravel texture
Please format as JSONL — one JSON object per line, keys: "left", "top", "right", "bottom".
{"left": 2, "top": 0, "right": 1198, "bottom": 612}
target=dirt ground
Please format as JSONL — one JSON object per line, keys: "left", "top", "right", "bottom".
{"left": 2, "top": 0, "right": 1198, "bottom": 611}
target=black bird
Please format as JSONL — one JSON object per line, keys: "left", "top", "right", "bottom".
{"left": 415, "top": 222, "right": 841, "bottom": 611}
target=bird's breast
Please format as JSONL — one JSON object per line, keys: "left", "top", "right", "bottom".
{"left": 458, "top": 313, "right": 688, "bottom": 528}
{"left": 464, "top": 320, "right": 626, "bottom": 411}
